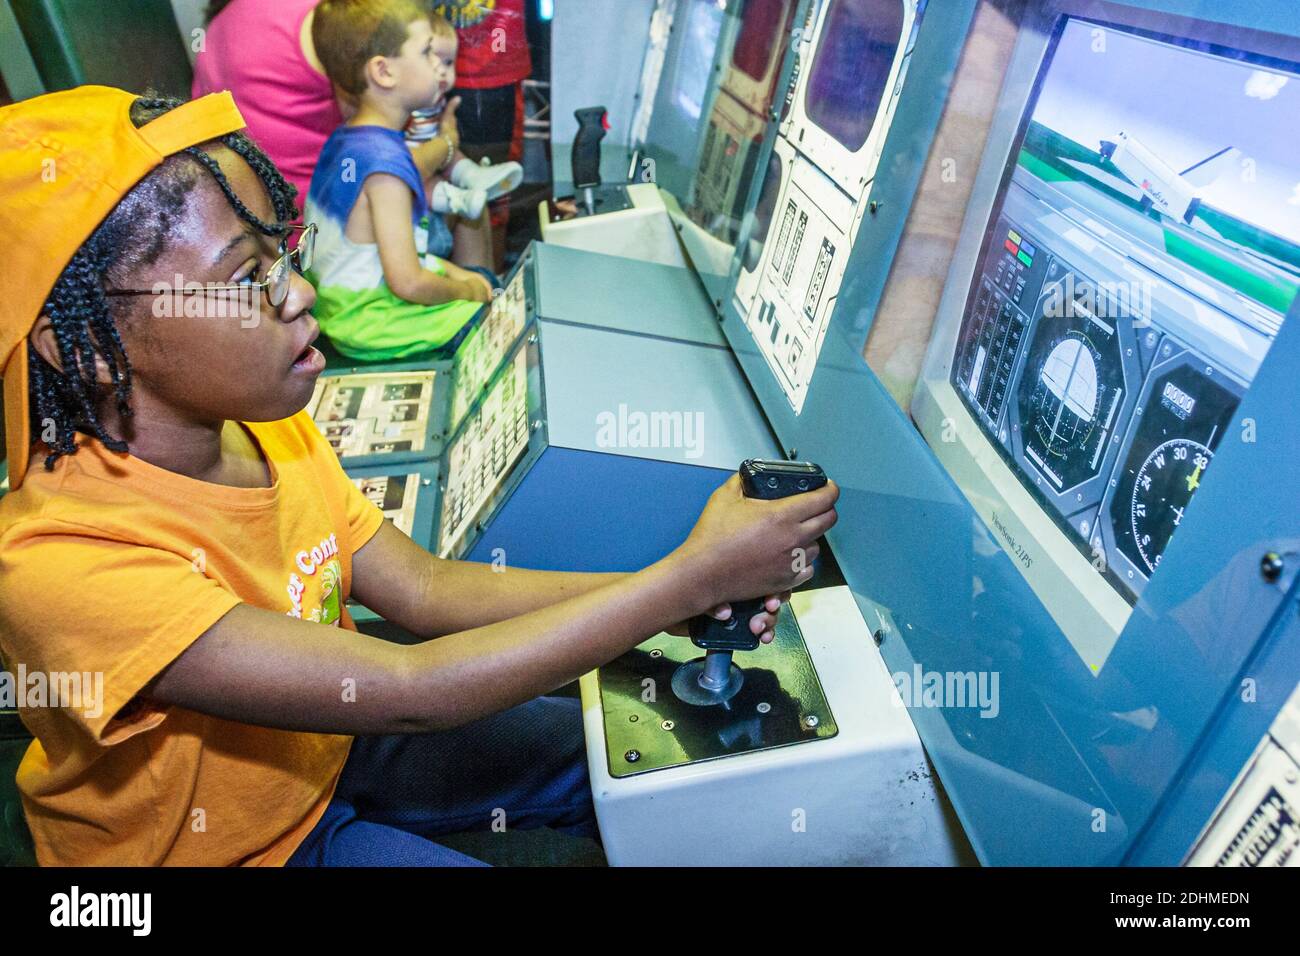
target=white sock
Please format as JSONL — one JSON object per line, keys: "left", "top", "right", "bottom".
{"left": 450, "top": 158, "right": 524, "bottom": 201}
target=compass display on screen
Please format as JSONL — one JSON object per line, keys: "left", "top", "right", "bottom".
{"left": 1110, "top": 362, "right": 1241, "bottom": 587}
{"left": 1129, "top": 438, "right": 1213, "bottom": 572}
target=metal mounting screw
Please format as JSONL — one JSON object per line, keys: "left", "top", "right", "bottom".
{"left": 803, "top": 715, "right": 820, "bottom": 729}
{"left": 1261, "top": 552, "right": 1284, "bottom": 582}
{"left": 757, "top": 702, "right": 771, "bottom": 714}
{"left": 660, "top": 720, "right": 675, "bottom": 731}
{"left": 629, "top": 714, "right": 639, "bottom": 723}
{"left": 625, "top": 749, "right": 641, "bottom": 763}
{"left": 873, "top": 628, "right": 885, "bottom": 646}
{"left": 787, "top": 448, "right": 798, "bottom": 460}
{"left": 869, "top": 200, "right": 884, "bottom": 215}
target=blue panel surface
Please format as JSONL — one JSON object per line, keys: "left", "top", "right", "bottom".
{"left": 465, "top": 446, "right": 732, "bottom": 572}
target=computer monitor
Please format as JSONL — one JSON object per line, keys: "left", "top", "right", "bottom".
{"left": 914, "top": 4, "right": 1300, "bottom": 673}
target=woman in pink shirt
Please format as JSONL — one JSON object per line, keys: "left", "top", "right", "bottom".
{"left": 192, "top": 0, "right": 339, "bottom": 206}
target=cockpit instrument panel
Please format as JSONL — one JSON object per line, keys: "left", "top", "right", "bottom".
{"left": 919, "top": 13, "right": 1300, "bottom": 671}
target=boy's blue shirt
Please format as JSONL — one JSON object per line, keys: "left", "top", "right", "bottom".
{"left": 303, "top": 124, "right": 472, "bottom": 361}
{"left": 308, "top": 124, "right": 428, "bottom": 225}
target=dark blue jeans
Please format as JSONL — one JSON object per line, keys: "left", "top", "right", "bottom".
{"left": 286, "top": 696, "right": 595, "bottom": 866}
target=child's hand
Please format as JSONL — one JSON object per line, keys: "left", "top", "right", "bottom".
{"left": 456, "top": 271, "right": 493, "bottom": 303}
{"left": 677, "top": 475, "right": 838, "bottom": 615}
{"left": 665, "top": 591, "right": 791, "bottom": 645}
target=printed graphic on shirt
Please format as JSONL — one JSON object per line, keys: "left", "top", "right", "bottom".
{"left": 286, "top": 533, "right": 343, "bottom": 625}
{"left": 434, "top": 0, "right": 496, "bottom": 29}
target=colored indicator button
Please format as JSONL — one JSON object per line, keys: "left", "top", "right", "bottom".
{"left": 1018, "top": 250, "right": 1033, "bottom": 267}
{"left": 1005, "top": 239, "right": 1019, "bottom": 255}
{"left": 1008, "top": 229, "right": 1022, "bottom": 245}
{"left": 1020, "top": 240, "right": 1036, "bottom": 257}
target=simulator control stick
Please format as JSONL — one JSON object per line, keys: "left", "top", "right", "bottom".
{"left": 572, "top": 106, "right": 609, "bottom": 215}
{"left": 672, "top": 460, "right": 829, "bottom": 706}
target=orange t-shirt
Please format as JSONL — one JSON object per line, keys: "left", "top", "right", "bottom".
{"left": 0, "top": 412, "right": 385, "bottom": 866}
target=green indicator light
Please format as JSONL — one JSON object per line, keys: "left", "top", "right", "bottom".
{"left": 1017, "top": 250, "right": 1033, "bottom": 267}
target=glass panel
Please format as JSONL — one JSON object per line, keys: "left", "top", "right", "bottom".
{"left": 804, "top": 0, "right": 906, "bottom": 152}
{"left": 678, "top": 0, "right": 798, "bottom": 294}
{"left": 732, "top": 0, "right": 791, "bottom": 82}
{"left": 674, "top": 0, "right": 726, "bottom": 123}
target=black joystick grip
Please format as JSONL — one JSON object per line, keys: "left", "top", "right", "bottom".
{"left": 572, "top": 106, "right": 608, "bottom": 189}
{"left": 688, "top": 459, "right": 828, "bottom": 650}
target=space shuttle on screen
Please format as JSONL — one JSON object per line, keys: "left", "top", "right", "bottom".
{"left": 1098, "top": 131, "right": 1241, "bottom": 225}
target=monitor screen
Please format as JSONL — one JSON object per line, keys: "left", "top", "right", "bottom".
{"left": 927, "top": 13, "right": 1300, "bottom": 669}
{"left": 804, "top": 0, "right": 907, "bottom": 151}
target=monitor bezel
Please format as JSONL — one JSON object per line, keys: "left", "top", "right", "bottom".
{"left": 912, "top": 0, "right": 1300, "bottom": 674}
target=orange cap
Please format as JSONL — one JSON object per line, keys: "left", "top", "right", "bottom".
{"left": 0, "top": 86, "right": 247, "bottom": 491}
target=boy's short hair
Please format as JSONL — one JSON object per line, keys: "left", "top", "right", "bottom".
{"left": 314, "top": 0, "right": 433, "bottom": 96}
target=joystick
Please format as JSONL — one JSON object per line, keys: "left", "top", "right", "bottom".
{"left": 672, "top": 459, "right": 828, "bottom": 706}
{"left": 572, "top": 106, "right": 609, "bottom": 215}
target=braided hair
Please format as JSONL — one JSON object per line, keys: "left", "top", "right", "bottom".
{"left": 28, "top": 95, "right": 299, "bottom": 471}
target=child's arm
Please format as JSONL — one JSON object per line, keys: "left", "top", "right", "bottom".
{"left": 348, "top": 521, "right": 753, "bottom": 640}
{"left": 366, "top": 174, "right": 491, "bottom": 305}
{"left": 144, "top": 477, "right": 837, "bottom": 735}
{"left": 409, "top": 95, "right": 461, "bottom": 182}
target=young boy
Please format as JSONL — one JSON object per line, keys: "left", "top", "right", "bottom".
{"left": 0, "top": 88, "right": 836, "bottom": 866}
{"left": 306, "top": 0, "right": 500, "bottom": 361}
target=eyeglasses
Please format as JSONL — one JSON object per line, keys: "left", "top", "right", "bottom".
{"left": 105, "top": 223, "right": 317, "bottom": 310}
